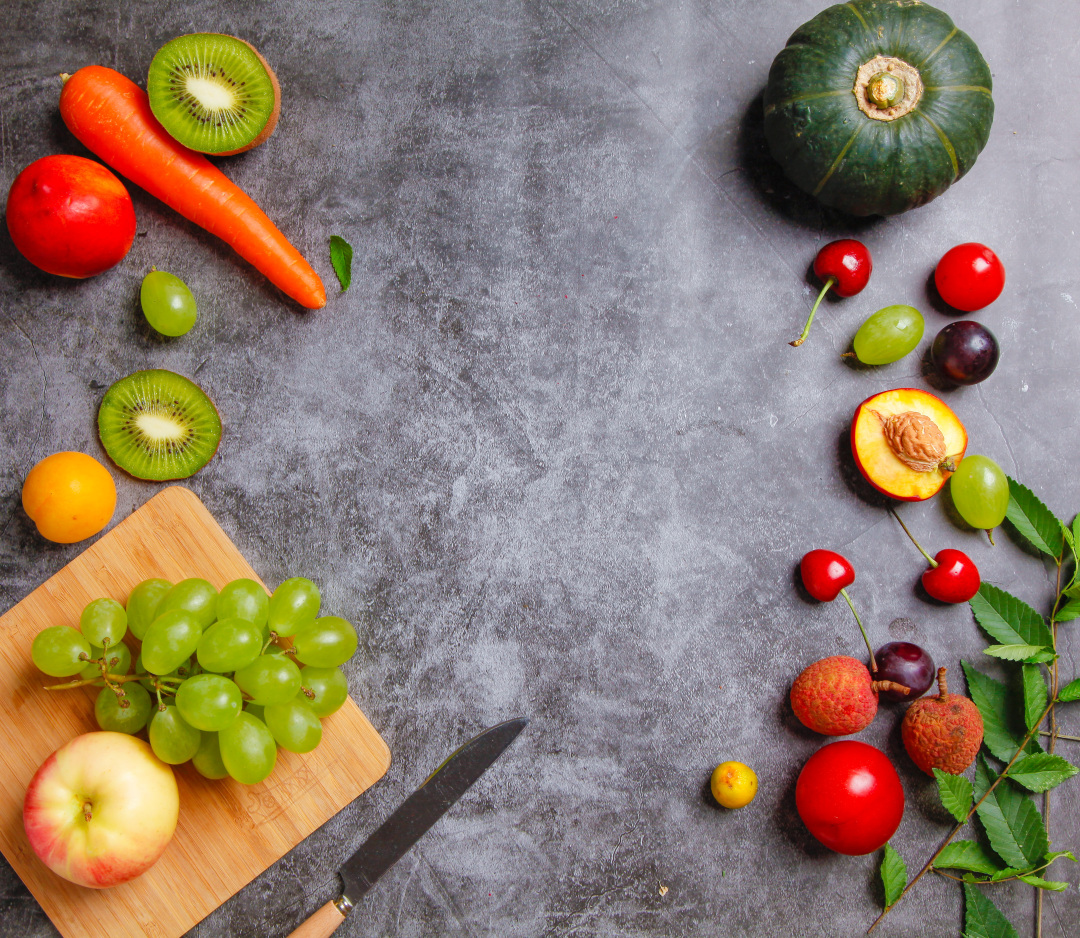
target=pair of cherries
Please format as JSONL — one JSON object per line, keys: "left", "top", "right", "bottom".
{"left": 801, "top": 532, "right": 980, "bottom": 607}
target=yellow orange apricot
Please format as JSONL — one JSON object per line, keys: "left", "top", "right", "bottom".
{"left": 710, "top": 761, "right": 758, "bottom": 808}
{"left": 21, "top": 452, "right": 116, "bottom": 543}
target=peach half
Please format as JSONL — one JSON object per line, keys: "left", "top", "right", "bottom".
{"left": 851, "top": 389, "right": 967, "bottom": 501}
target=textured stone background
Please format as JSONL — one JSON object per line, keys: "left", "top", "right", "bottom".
{"left": 2, "top": 1, "right": 1079, "bottom": 936}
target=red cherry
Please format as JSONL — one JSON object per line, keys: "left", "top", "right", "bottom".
{"left": 796, "top": 740, "right": 905, "bottom": 855}
{"left": 921, "top": 548, "right": 981, "bottom": 604}
{"left": 791, "top": 239, "right": 873, "bottom": 347}
{"left": 934, "top": 242, "right": 1005, "bottom": 312}
{"left": 800, "top": 549, "right": 855, "bottom": 602}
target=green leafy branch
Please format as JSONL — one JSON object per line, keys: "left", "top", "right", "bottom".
{"left": 869, "top": 478, "right": 1080, "bottom": 937}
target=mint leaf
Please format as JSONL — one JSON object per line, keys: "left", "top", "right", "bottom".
{"left": 970, "top": 583, "right": 1054, "bottom": 650}
{"left": 936, "top": 840, "right": 1003, "bottom": 876}
{"left": 963, "top": 661, "right": 1027, "bottom": 762}
{"left": 329, "top": 235, "right": 353, "bottom": 291}
{"left": 1059, "top": 679, "right": 1080, "bottom": 703}
{"left": 1055, "top": 598, "right": 1080, "bottom": 622}
{"left": 1018, "top": 874, "right": 1069, "bottom": 891}
{"left": 974, "top": 757, "right": 1049, "bottom": 869}
{"left": 1005, "top": 478, "right": 1064, "bottom": 557}
{"left": 963, "top": 882, "right": 1021, "bottom": 938}
{"left": 985, "top": 644, "right": 1046, "bottom": 662}
{"left": 1021, "top": 664, "right": 1048, "bottom": 730}
{"left": 1009, "top": 753, "right": 1080, "bottom": 793}
{"left": 880, "top": 844, "right": 906, "bottom": 909}
{"left": 935, "top": 768, "right": 974, "bottom": 822}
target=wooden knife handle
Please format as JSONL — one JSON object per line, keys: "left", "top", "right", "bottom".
{"left": 286, "top": 900, "right": 347, "bottom": 938}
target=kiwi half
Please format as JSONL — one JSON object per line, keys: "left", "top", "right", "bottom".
{"left": 98, "top": 370, "right": 222, "bottom": 480}
{"left": 147, "top": 33, "right": 281, "bottom": 155}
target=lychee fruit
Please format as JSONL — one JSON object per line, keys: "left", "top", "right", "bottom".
{"left": 790, "top": 655, "right": 910, "bottom": 736}
{"left": 901, "top": 666, "right": 984, "bottom": 775}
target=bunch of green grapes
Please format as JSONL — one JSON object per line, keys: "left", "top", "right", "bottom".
{"left": 30, "top": 575, "right": 356, "bottom": 786}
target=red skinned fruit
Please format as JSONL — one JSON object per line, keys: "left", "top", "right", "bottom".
{"left": 790, "top": 655, "right": 908, "bottom": 735}
{"left": 791, "top": 239, "right": 872, "bottom": 347}
{"left": 6, "top": 155, "right": 136, "bottom": 278}
{"left": 934, "top": 242, "right": 1005, "bottom": 312}
{"left": 891, "top": 511, "right": 981, "bottom": 603}
{"left": 800, "top": 549, "right": 855, "bottom": 602}
{"left": 796, "top": 740, "right": 904, "bottom": 855}
{"left": 902, "top": 667, "right": 984, "bottom": 775}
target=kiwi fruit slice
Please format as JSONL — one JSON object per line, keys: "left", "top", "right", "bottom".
{"left": 147, "top": 33, "right": 281, "bottom": 155}
{"left": 98, "top": 370, "right": 222, "bottom": 480}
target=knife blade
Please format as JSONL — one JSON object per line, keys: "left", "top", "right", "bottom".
{"left": 286, "top": 717, "right": 528, "bottom": 938}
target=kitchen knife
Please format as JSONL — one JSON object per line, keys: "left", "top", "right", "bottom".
{"left": 286, "top": 716, "right": 528, "bottom": 938}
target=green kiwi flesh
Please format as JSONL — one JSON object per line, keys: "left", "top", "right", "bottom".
{"left": 147, "top": 33, "right": 280, "bottom": 155}
{"left": 98, "top": 370, "right": 222, "bottom": 480}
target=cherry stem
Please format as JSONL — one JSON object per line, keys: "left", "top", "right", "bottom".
{"left": 889, "top": 509, "right": 937, "bottom": 567}
{"left": 839, "top": 587, "right": 877, "bottom": 672}
{"left": 790, "top": 276, "right": 835, "bottom": 347}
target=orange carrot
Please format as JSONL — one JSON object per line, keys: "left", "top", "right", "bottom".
{"left": 59, "top": 65, "right": 326, "bottom": 310}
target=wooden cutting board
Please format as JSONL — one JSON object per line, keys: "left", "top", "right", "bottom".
{"left": 0, "top": 486, "right": 390, "bottom": 938}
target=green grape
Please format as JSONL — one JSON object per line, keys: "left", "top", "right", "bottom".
{"left": 141, "top": 610, "right": 202, "bottom": 675}
{"left": 196, "top": 616, "right": 263, "bottom": 673}
{"left": 148, "top": 704, "right": 202, "bottom": 764}
{"left": 157, "top": 578, "right": 218, "bottom": 631}
{"left": 950, "top": 454, "right": 1010, "bottom": 531}
{"left": 175, "top": 673, "right": 242, "bottom": 732}
{"left": 95, "top": 683, "right": 152, "bottom": 734}
{"left": 217, "top": 579, "right": 269, "bottom": 629}
{"left": 141, "top": 269, "right": 197, "bottom": 337}
{"left": 80, "top": 641, "right": 133, "bottom": 681}
{"left": 192, "top": 732, "right": 229, "bottom": 780}
{"left": 219, "top": 711, "right": 277, "bottom": 784}
{"left": 233, "top": 654, "right": 302, "bottom": 705}
{"left": 852, "top": 305, "right": 925, "bottom": 365}
{"left": 126, "top": 578, "right": 172, "bottom": 640}
{"left": 79, "top": 598, "right": 128, "bottom": 647}
{"left": 31, "top": 626, "right": 92, "bottom": 677}
{"left": 264, "top": 698, "right": 322, "bottom": 753}
{"left": 267, "top": 577, "right": 320, "bottom": 637}
{"left": 292, "top": 616, "right": 358, "bottom": 668}
{"left": 136, "top": 652, "right": 195, "bottom": 694}
{"left": 300, "top": 666, "right": 349, "bottom": 718}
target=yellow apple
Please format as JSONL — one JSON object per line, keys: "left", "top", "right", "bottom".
{"left": 23, "top": 732, "right": 179, "bottom": 888}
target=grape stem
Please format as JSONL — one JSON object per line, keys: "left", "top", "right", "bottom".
{"left": 790, "top": 276, "right": 835, "bottom": 347}
{"left": 44, "top": 672, "right": 141, "bottom": 691}
{"left": 889, "top": 509, "right": 937, "bottom": 567}
{"left": 839, "top": 587, "right": 877, "bottom": 672}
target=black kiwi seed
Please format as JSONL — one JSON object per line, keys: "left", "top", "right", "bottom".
{"left": 146, "top": 33, "right": 280, "bottom": 155}
{"left": 98, "top": 370, "right": 222, "bottom": 481}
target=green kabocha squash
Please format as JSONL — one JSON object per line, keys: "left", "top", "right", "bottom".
{"left": 763, "top": 0, "right": 993, "bottom": 216}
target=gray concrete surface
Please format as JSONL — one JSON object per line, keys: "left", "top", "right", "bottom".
{"left": 2, "top": 1, "right": 1079, "bottom": 936}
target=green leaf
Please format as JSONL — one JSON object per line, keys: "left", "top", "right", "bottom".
{"left": 1059, "top": 679, "right": 1080, "bottom": 703}
{"left": 935, "top": 768, "right": 974, "bottom": 822}
{"left": 963, "top": 661, "right": 1027, "bottom": 762}
{"left": 880, "top": 844, "right": 906, "bottom": 909}
{"left": 1045, "top": 849, "right": 1077, "bottom": 864}
{"left": 1024, "top": 649, "right": 1057, "bottom": 664}
{"left": 1018, "top": 874, "right": 1069, "bottom": 891}
{"left": 1021, "top": 664, "right": 1048, "bottom": 730}
{"left": 1005, "top": 478, "right": 1065, "bottom": 557}
{"left": 963, "top": 882, "right": 1021, "bottom": 938}
{"left": 329, "top": 235, "right": 353, "bottom": 291}
{"left": 1055, "top": 598, "right": 1080, "bottom": 622}
{"left": 1009, "top": 753, "right": 1080, "bottom": 793}
{"left": 989, "top": 867, "right": 1024, "bottom": 882}
{"left": 936, "top": 840, "right": 1004, "bottom": 876}
{"left": 974, "top": 757, "right": 1049, "bottom": 869}
{"left": 969, "top": 583, "right": 1055, "bottom": 650}
{"left": 985, "top": 644, "right": 1045, "bottom": 662}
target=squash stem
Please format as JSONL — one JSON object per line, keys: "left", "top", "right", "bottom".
{"left": 790, "top": 276, "right": 834, "bottom": 347}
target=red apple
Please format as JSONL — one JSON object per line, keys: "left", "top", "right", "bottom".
{"left": 6, "top": 154, "right": 136, "bottom": 278}
{"left": 23, "top": 732, "right": 179, "bottom": 888}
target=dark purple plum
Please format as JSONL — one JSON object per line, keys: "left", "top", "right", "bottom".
{"left": 931, "top": 321, "right": 1000, "bottom": 385}
{"left": 874, "top": 641, "right": 935, "bottom": 703}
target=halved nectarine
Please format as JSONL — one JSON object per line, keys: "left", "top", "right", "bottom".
{"left": 851, "top": 389, "right": 967, "bottom": 501}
